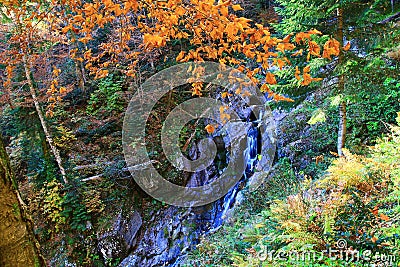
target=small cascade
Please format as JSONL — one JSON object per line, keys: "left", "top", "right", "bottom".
{"left": 245, "top": 124, "right": 259, "bottom": 173}
{"left": 202, "top": 119, "right": 262, "bottom": 231}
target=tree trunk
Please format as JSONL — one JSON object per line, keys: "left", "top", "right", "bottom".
{"left": 337, "top": 7, "right": 347, "bottom": 157}
{"left": 337, "top": 101, "right": 347, "bottom": 156}
{"left": 22, "top": 54, "right": 68, "bottom": 184}
{"left": 75, "top": 59, "right": 85, "bottom": 92}
{"left": 0, "top": 136, "right": 45, "bottom": 267}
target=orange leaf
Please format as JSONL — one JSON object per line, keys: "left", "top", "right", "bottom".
{"left": 205, "top": 124, "right": 216, "bottom": 134}
{"left": 323, "top": 39, "right": 340, "bottom": 59}
{"left": 308, "top": 29, "right": 322, "bottom": 35}
{"left": 282, "top": 33, "right": 293, "bottom": 43}
{"left": 175, "top": 6, "right": 186, "bottom": 16}
{"left": 59, "top": 87, "right": 67, "bottom": 94}
{"left": 379, "top": 213, "right": 390, "bottom": 221}
{"left": 308, "top": 41, "right": 321, "bottom": 57}
{"left": 295, "top": 66, "right": 301, "bottom": 80}
{"left": 53, "top": 68, "right": 61, "bottom": 76}
{"left": 61, "top": 25, "right": 72, "bottom": 34}
{"left": 292, "top": 49, "right": 303, "bottom": 57}
{"left": 260, "top": 84, "right": 271, "bottom": 93}
{"left": 266, "top": 72, "right": 277, "bottom": 85}
{"left": 371, "top": 205, "right": 379, "bottom": 216}
{"left": 343, "top": 42, "right": 351, "bottom": 51}
{"left": 301, "top": 72, "right": 312, "bottom": 86}
{"left": 295, "top": 32, "right": 311, "bottom": 44}
{"left": 241, "top": 90, "right": 251, "bottom": 97}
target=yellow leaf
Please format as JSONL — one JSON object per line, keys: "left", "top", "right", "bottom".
{"left": 308, "top": 29, "right": 322, "bottom": 35}
{"left": 221, "top": 92, "right": 232, "bottom": 98}
{"left": 254, "top": 223, "right": 265, "bottom": 228}
{"left": 176, "top": 51, "right": 186, "bottom": 62}
{"left": 53, "top": 68, "right": 61, "bottom": 76}
{"left": 232, "top": 4, "right": 243, "bottom": 11}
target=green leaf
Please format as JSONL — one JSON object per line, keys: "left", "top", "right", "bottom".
{"left": 330, "top": 94, "right": 343, "bottom": 107}
{"left": 307, "top": 108, "right": 326, "bottom": 125}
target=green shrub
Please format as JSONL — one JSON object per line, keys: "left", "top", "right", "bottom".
{"left": 86, "top": 74, "right": 126, "bottom": 116}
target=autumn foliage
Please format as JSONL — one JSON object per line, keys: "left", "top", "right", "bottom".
{"left": 0, "top": 0, "right": 350, "bottom": 111}
{"left": 59, "top": 0, "right": 346, "bottom": 99}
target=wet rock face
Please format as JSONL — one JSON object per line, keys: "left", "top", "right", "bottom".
{"left": 119, "top": 207, "right": 199, "bottom": 267}
{"left": 97, "top": 210, "right": 142, "bottom": 262}
{"left": 118, "top": 96, "right": 270, "bottom": 267}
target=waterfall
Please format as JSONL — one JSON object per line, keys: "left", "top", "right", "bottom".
{"left": 169, "top": 121, "right": 263, "bottom": 267}
{"left": 205, "top": 120, "right": 262, "bottom": 231}
{"left": 246, "top": 124, "right": 259, "bottom": 173}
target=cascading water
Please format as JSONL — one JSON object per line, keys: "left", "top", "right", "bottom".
{"left": 246, "top": 124, "right": 260, "bottom": 173}
{"left": 169, "top": 120, "right": 263, "bottom": 267}
{"left": 204, "top": 116, "right": 262, "bottom": 231}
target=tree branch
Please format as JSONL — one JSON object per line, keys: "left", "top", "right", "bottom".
{"left": 378, "top": 11, "right": 400, "bottom": 24}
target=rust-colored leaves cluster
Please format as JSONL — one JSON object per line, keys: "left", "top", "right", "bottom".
{"left": 0, "top": 0, "right": 340, "bottom": 114}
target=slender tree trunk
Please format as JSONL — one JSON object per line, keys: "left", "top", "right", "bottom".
{"left": 0, "top": 136, "right": 45, "bottom": 267}
{"left": 74, "top": 59, "right": 85, "bottom": 92}
{"left": 337, "top": 7, "right": 347, "bottom": 157}
{"left": 337, "top": 101, "right": 346, "bottom": 155}
{"left": 22, "top": 54, "right": 68, "bottom": 184}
